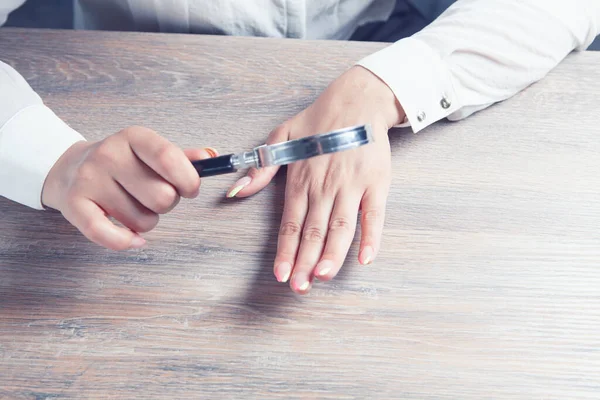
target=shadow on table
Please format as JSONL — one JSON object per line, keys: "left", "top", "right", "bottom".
{"left": 236, "top": 169, "right": 298, "bottom": 316}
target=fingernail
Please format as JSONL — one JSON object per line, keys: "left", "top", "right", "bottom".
{"left": 293, "top": 275, "right": 310, "bottom": 292}
{"left": 360, "top": 246, "right": 374, "bottom": 265}
{"left": 316, "top": 260, "right": 333, "bottom": 278}
{"left": 227, "top": 176, "right": 252, "bottom": 198}
{"left": 130, "top": 235, "right": 146, "bottom": 249}
{"left": 276, "top": 262, "right": 292, "bottom": 283}
{"left": 297, "top": 281, "right": 310, "bottom": 292}
{"left": 203, "top": 147, "right": 219, "bottom": 158}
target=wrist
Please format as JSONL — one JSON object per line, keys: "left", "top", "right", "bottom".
{"left": 348, "top": 66, "right": 406, "bottom": 128}
{"left": 41, "top": 140, "right": 89, "bottom": 210}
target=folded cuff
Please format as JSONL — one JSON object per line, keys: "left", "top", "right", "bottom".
{"left": 356, "top": 37, "right": 460, "bottom": 133}
{"left": 0, "top": 104, "right": 85, "bottom": 209}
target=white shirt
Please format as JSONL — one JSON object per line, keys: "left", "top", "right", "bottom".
{"left": 1, "top": 0, "right": 599, "bottom": 210}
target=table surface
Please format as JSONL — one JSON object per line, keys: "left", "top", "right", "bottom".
{"left": 1, "top": 28, "right": 599, "bottom": 399}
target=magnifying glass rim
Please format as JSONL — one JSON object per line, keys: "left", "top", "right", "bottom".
{"left": 255, "top": 124, "right": 373, "bottom": 167}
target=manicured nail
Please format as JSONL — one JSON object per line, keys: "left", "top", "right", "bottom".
{"left": 276, "top": 262, "right": 292, "bottom": 283}
{"left": 227, "top": 176, "right": 252, "bottom": 198}
{"left": 130, "top": 235, "right": 146, "bottom": 249}
{"left": 316, "top": 260, "right": 333, "bottom": 278}
{"left": 360, "top": 246, "right": 374, "bottom": 265}
{"left": 297, "top": 281, "right": 310, "bottom": 292}
{"left": 203, "top": 147, "right": 219, "bottom": 158}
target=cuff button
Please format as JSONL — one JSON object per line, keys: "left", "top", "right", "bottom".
{"left": 440, "top": 97, "right": 451, "bottom": 109}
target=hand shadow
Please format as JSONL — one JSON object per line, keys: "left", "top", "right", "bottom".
{"left": 235, "top": 168, "right": 298, "bottom": 317}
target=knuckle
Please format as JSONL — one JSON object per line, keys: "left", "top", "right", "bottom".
{"left": 329, "top": 217, "right": 352, "bottom": 231}
{"left": 153, "top": 185, "right": 179, "bottom": 213}
{"left": 80, "top": 217, "right": 103, "bottom": 243}
{"left": 186, "top": 180, "right": 201, "bottom": 197}
{"left": 317, "top": 177, "right": 337, "bottom": 196}
{"left": 247, "top": 167, "right": 260, "bottom": 180}
{"left": 286, "top": 177, "right": 306, "bottom": 195}
{"left": 320, "top": 254, "right": 339, "bottom": 264}
{"left": 269, "top": 124, "right": 290, "bottom": 143}
{"left": 304, "top": 171, "right": 336, "bottom": 198}
{"left": 362, "top": 208, "right": 381, "bottom": 223}
{"left": 120, "top": 125, "right": 149, "bottom": 138}
{"left": 179, "top": 177, "right": 200, "bottom": 199}
{"left": 74, "top": 162, "right": 97, "bottom": 185}
{"left": 303, "top": 226, "right": 325, "bottom": 243}
{"left": 279, "top": 221, "right": 302, "bottom": 237}
{"left": 92, "top": 140, "right": 118, "bottom": 164}
{"left": 135, "top": 214, "right": 160, "bottom": 233}
{"left": 156, "top": 144, "right": 179, "bottom": 174}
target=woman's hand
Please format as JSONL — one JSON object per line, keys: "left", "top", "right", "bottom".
{"left": 227, "top": 66, "right": 405, "bottom": 294}
{"left": 42, "top": 126, "right": 217, "bottom": 250}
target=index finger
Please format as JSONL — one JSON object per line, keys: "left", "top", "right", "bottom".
{"left": 125, "top": 126, "right": 201, "bottom": 198}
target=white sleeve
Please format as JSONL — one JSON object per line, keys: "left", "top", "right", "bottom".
{"left": 356, "top": 0, "right": 600, "bottom": 132}
{"left": 0, "top": 61, "right": 85, "bottom": 209}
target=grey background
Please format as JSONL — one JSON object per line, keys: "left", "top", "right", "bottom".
{"left": 4, "top": 0, "right": 600, "bottom": 50}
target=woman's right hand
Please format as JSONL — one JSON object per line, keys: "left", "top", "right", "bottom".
{"left": 41, "top": 126, "right": 217, "bottom": 250}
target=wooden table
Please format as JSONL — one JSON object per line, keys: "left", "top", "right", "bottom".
{"left": 1, "top": 28, "right": 599, "bottom": 399}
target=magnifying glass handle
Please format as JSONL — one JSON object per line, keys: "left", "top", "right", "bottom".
{"left": 192, "top": 124, "right": 372, "bottom": 177}
{"left": 192, "top": 154, "right": 237, "bottom": 177}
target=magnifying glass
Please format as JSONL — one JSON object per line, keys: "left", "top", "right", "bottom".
{"left": 192, "top": 124, "right": 373, "bottom": 177}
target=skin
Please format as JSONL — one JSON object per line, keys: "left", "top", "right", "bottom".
{"left": 227, "top": 66, "right": 405, "bottom": 294}
{"left": 41, "top": 66, "right": 404, "bottom": 295}
{"left": 41, "top": 126, "right": 214, "bottom": 251}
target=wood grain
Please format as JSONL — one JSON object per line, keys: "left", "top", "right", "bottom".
{"left": 1, "top": 28, "right": 599, "bottom": 399}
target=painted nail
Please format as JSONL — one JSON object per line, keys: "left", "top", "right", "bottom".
{"left": 316, "top": 260, "right": 333, "bottom": 278}
{"left": 276, "top": 262, "right": 292, "bottom": 283}
{"left": 297, "top": 281, "right": 310, "bottom": 292}
{"left": 203, "top": 147, "right": 219, "bottom": 158}
{"left": 360, "top": 246, "right": 374, "bottom": 265}
{"left": 227, "top": 176, "right": 252, "bottom": 198}
{"left": 130, "top": 235, "right": 146, "bottom": 249}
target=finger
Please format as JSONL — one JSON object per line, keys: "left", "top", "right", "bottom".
{"left": 112, "top": 148, "right": 182, "bottom": 214}
{"left": 290, "top": 195, "right": 334, "bottom": 294}
{"left": 314, "top": 192, "right": 361, "bottom": 281}
{"left": 184, "top": 147, "right": 218, "bottom": 161}
{"left": 63, "top": 198, "right": 145, "bottom": 251}
{"left": 94, "top": 178, "right": 159, "bottom": 233}
{"left": 358, "top": 187, "right": 388, "bottom": 265}
{"left": 183, "top": 148, "right": 217, "bottom": 198}
{"left": 125, "top": 126, "right": 201, "bottom": 198}
{"left": 273, "top": 182, "right": 308, "bottom": 284}
{"left": 227, "top": 125, "right": 289, "bottom": 198}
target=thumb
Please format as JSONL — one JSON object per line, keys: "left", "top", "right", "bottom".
{"left": 226, "top": 125, "right": 289, "bottom": 198}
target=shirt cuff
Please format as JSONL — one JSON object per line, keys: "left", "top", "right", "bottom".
{"left": 0, "top": 104, "right": 85, "bottom": 210}
{"left": 356, "top": 37, "right": 460, "bottom": 133}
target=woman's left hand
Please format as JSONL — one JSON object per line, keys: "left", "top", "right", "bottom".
{"left": 227, "top": 66, "right": 405, "bottom": 294}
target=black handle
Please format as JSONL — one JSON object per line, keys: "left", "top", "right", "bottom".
{"left": 192, "top": 154, "right": 237, "bottom": 177}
